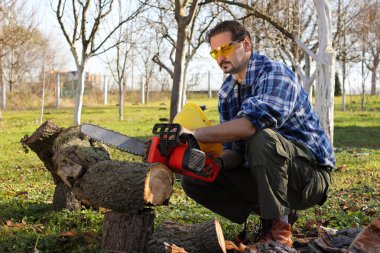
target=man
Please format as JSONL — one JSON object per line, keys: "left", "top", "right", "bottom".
{"left": 180, "top": 20, "right": 335, "bottom": 248}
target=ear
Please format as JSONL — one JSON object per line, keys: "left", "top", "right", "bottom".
{"left": 243, "top": 38, "right": 252, "bottom": 52}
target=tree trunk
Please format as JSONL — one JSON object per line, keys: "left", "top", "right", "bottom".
{"left": 74, "top": 65, "right": 86, "bottom": 125}
{"left": 1, "top": 72, "right": 6, "bottom": 111}
{"left": 148, "top": 220, "right": 226, "bottom": 253}
{"left": 170, "top": 25, "right": 187, "bottom": 122}
{"left": 342, "top": 60, "right": 346, "bottom": 111}
{"left": 370, "top": 61, "right": 378, "bottom": 95}
{"left": 20, "top": 121, "right": 82, "bottom": 210}
{"left": 52, "top": 181, "right": 82, "bottom": 211}
{"left": 313, "top": 0, "right": 335, "bottom": 145}
{"left": 119, "top": 78, "right": 124, "bottom": 121}
{"left": 361, "top": 41, "right": 366, "bottom": 110}
{"left": 102, "top": 209, "right": 155, "bottom": 253}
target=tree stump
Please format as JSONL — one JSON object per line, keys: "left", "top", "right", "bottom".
{"left": 148, "top": 220, "right": 226, "bottom": 253}
{"left": 102, "top": 209, "right": 155, "bottom": 253}
{"left": 20, "top": 121, "right": 81, "bottom": 210}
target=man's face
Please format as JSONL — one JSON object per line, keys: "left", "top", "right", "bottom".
{"left": 210, "top": 31, "right": 248, "bottom": 74}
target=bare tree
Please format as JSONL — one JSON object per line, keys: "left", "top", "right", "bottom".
{"left": 333, "top": 0, "right": 361, "bottom": 111}
{"left": 53, "top": 0, "right": 148, "bottom": 125}
{"left": 362, "top": 0, "right": 380, "bottom": 95}
{"left": 149, "top": 0, "right": 199, "bottom": 121}
{"left": 0, "top": 0, "right": 36, "bottom": 113}
{"left": 151, "top": 1, "right": 221, "bottom": 120}
{"left": 105, "top": 1, "right": 141, "bottom": 120}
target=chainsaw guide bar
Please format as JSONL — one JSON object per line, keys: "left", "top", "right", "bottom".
{"left": 80, "top": 123, "right": 147, "bottom": 157}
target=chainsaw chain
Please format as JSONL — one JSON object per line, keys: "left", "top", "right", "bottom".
{"left": 80, "top": 123, "right": 147, "bottom": 157}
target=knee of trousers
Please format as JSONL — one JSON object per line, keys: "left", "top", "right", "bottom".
{"left": 246, "top": 128, "right": 281, "bottom": 162}
{"left": 181, "top": 176, "right": 205, "bottom": 201}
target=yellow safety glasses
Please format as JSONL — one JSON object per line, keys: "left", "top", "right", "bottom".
{"left": 209, "top": 39, "right": 243, "bottom": 60}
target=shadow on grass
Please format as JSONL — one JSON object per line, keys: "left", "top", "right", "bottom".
{"left": 0, "top": 199, "right": 103, "bottom": 252}
{"left": 0, "top": 199, "right": 52, "bottom": 222}
{"left": 334, "top": 126, "right": 380, "bottom": 149}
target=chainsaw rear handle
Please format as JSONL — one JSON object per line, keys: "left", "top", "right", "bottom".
{"left": 179, "top": 156, "right": 220, "bottom": 182}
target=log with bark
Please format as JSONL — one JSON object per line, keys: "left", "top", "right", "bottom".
{"left": 102, "top": 209, "right": 156, "bottom": 253}
{"left": 22, "top": 121, "right": 175, "bottom": 212}
{"left": 148, "top": 220, "right": 227, "bottom": 253}
{"left": 20, "top": 121, "right": 81, "bottom": 210}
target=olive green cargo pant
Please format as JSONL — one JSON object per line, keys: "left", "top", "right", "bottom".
{"left": 181, "top": 128, "right": 332, "bottom": 224}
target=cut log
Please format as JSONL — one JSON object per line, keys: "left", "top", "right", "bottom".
{"left": 71, "top": 160, "right": 174, "bottom": 212}
{"left": 52, "top": 125, "right": 111, "bottom": 187}
{"left": 349, "top": 216, "right": 380, "bottom": 253}
{"left": 148, "top": 220, "right": 226, "bottom": 253}
{"left": 49, "top": 124, "right": 173, "bottom": 211}
{"left": 102, "top": 209, "right": 155, "bottom": 253}
{"left": 20, "top": 121, "right": 81, "bottom": 210}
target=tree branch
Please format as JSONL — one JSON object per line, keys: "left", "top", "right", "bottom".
{"left": 152, "top": 53, "right": 174, "bottom": 78}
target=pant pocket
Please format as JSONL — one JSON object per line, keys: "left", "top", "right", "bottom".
{"left": 301, "top": 170, "right": 328, "bottom": 206}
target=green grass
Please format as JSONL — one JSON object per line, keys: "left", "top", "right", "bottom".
{"left": 0, "top": 95, "right": 379, "bottom": 252}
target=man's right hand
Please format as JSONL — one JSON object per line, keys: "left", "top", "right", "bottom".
{"left": 218, "top": 150, "right": 243, "bottom": 170}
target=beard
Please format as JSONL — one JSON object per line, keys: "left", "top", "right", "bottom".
{"left": 220, "top": 60, "right": 242, "bottom": 74}
{"left": 220, "top": 60, "right": 236, "bottom": 74}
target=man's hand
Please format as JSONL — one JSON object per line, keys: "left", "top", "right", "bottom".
{"left": 179, "top": 126, "right": 194, "bottom": 136}
{"left": 218, "top": 150, "right": 243, "bottom": 170}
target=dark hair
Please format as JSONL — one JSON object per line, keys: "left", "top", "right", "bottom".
{"left": 206, "top": 20, "right": 251, "bottom": 43}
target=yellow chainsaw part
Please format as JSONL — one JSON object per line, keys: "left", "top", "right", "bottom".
{"left": 173, "top": 103, "right": 222, "bottom": 158}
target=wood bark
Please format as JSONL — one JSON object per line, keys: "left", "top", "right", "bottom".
{"left": 22, "top": 121, "right": 174, "bottom": 211}
{"left": 69, "top": 160, "right": 174, "bottom": 212}
{"left": 148, "top": 220, "right": 226, "bottom": 253}
{"left": 102, "top": 209, "right": 155, "bottom": 253}
{"left": 20, "top": 121, "right": 81, "bottom": 210}
{"left": 349, "top": 216, "right": 380, "bottom": 253}
{"left": 50, "top": 124, "right": 174, "bottom": 211}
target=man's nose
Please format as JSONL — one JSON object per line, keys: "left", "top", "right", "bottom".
{"left": 217, "top": 53, "right": 226, "bottom": 63}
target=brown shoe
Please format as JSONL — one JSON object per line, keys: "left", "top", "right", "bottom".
{"left": 253, "top": 208, "right": 299, "bottom": 226}
{"left": 254, "top": 219, "right": 293, "bottom": 247}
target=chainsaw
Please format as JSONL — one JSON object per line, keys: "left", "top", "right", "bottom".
{"left": 80, "top": 123, "right": 220, "bottom": 182}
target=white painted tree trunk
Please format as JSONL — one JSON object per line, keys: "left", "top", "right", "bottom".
{"left": 39, "top": 67, "right": 46, "bottom": 125}
{"left": 119, "top": 78, "right": 124, "bottom": 121}
{"left": 73, "top": 66, "right": 86, "bottom": 125}
{"left": 313, "top": 0, "right": 336, "bottom": 145}
{"left": 141, "top": 76, "right": 145, "bottom": 105}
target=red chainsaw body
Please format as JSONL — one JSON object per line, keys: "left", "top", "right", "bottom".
{"left": 144, "top": 124, "right": 220, "bottom": 182}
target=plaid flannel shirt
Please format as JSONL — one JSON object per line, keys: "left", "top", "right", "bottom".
{"left": 218, "top": 52, "right": 335, "bottom": 167}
